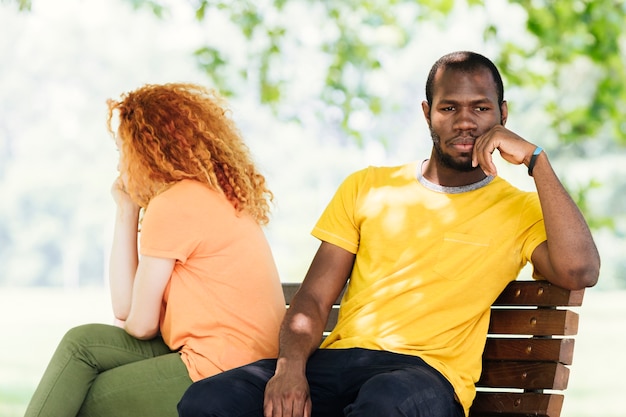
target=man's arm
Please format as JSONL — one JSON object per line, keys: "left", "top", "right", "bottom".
{"left": 526, "top": 151, "right": 600, "bottom": 289}
{"left": 264, "top": 241, "right": 355, "bottom": 417}
{"left": 473, "top": 125, "right": 600, "bottom": 290}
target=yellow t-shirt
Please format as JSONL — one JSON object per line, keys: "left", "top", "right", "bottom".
{"left": 313, "top": 162, "right": 546, "bottom": 416}
{"left": 140, "top": 180, "right": 285, "bottom": 381}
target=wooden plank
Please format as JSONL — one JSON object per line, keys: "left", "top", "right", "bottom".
{"left": 326, "top": 306, "right": 339, "bottom": 331}
{"left": 282, "top": 282, "right": 301, "bottom": 303}
{"left": 494, "top": 281, "right": 584, "bottom": 307}
{"left": 489, "top": 309, "right": 579, "bottom": 336}
{"left": 483, "top": 338, "right": 574, "bottom": 365}
{"left": 477, "top": 361, "right": 570, "bottom": 390}
{"left": 282, "top": 282, "right": 345, "bottom": 305}
{"left": 282, "top": 284, "right": 340, "bottom": 332}
{"left": 470, "top": 392, "right": 564, "bottom": 417}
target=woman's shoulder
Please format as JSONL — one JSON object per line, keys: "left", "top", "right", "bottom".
{"left": 156, "top": 180, "right": 217, "bottom": 200}
{"left": 149, "top": 180, "right": 225, "bottom": 210}
{"left": 166, "top": 179, "right": 211, "bottom": 193}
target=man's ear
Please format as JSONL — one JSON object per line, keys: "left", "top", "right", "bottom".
{"left": 421, "top": 100, "right": 431, "bottom": 127}
{"left": 500, "top": 100, "right": 508, "bottom": 125}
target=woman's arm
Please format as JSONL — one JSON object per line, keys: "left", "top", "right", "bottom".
{"left": 109, "top": 177, "right": 141, "bottom": 321}
{"left": 108, "top": 178, "right": 176, "bottom": 339}
{"left": 124, "top": 255, "right": 175, "bottom": 340}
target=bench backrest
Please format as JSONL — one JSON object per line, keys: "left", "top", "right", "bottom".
{"left": 281, "top": 280, "right": 584, "bottom": 417}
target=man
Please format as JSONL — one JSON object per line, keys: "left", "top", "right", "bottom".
{"left": 178, "top": 51, "right": 600, "bottom": 417}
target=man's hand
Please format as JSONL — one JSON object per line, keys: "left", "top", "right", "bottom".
{"left": 472, "top": 125, "right": 537, "bottom": 177}
{"left": 472, "top": 126, "right": 599, "bottom": 290}
{"left": 263, "top": 363, "right": 312, "bottom": 417}
{"left": 262, "top": 242, "right": 354, "bottom": 416}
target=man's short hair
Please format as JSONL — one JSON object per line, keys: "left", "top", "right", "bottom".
{"left": 425, "top": 51, "right": 504, "bottom": 106}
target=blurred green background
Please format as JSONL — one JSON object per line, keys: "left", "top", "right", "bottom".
{"left": 0, "top": 0, "right": 624, "bottom": 415}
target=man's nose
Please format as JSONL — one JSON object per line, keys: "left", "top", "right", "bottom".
{"left": 454, "top": 108, "right": 477, "bottom": 130}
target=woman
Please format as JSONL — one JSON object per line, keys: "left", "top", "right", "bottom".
{"left": 24, "top": 83, "right": 286, "bottom": 417}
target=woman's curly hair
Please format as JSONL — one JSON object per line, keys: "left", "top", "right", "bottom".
{"left": 107, "top": 83, "right": 273, "bottom": 225}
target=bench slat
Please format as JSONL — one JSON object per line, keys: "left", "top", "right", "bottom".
{"left": 489, "top": 309, "right": 579, "bottom": 336}
{"left": 282, "top": 283, "right": 300, "bottom": 303}
{"left": 282, "top": 282, "right": 345, "bottom": 305}
{"left": 483, "top": 338, "right": 574, "bottom": 364}
{"left": 326, "top": 307, "right": 339, "bottom": 331}
{"left": 478, "top": 361, "right": 570, "bottom": 390}
{"left": 470, "top": 392, "right": 564, "bottom": 417}
{"left": 494, "top": 281, "right": 584, "bottom": 307}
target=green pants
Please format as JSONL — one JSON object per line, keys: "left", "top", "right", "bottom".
{"left": 24, "top": 323, "right": 193, "bottom": 417}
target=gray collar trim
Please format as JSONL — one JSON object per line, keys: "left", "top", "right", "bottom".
{"left": 416, "top": 160, "right": 494, "bottom": 194}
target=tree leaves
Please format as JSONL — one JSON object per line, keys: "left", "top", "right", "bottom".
{"left": 123, "top": 0, "right": 625, "bottom": 148}
{"left": 505, "top": 0, "right": 626, "bottom": 144}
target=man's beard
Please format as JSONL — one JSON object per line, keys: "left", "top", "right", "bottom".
{"left": 431, "top": 129, "right": 476, "bottom": 172}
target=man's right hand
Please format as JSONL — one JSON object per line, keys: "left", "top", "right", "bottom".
{"left": 263, "top": 362, "right": 312, "bottom": 417}
{"left": 262, "top": 241, "right": 354, "bottom": 417}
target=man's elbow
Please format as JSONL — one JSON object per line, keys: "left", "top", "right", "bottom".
{"left": 580, "top": 264, "right": 600, "bottom": 289}
{"left": 559, "top": 262, "right": 600, "bottom": 290}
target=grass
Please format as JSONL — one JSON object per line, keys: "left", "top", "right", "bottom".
{"left": 1, "top": 287, "right": 624, "bottom": 417}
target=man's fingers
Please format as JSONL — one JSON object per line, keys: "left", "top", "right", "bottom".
{"left": 472, "top": 143, "right": 497, "bottom": 176}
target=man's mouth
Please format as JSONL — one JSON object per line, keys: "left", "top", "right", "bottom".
{"left": 450, "top": 138, "right": 475, "bottom": 152}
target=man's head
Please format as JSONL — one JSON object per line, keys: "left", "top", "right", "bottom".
{"left": 425, "top": 51, "right": 504, "bottom": 108}
{"left": 422, "top": 51, "right": 507, "bottom": 173}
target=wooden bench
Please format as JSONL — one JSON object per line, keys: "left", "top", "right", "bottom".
{"left": 282, "top": 280, "right": 584, "bottom": 417}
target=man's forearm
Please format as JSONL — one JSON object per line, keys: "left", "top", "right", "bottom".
{"left": 531, "top": 152, "right": 600, "bottom": 288}
{"left": 277, "top": 296, "right": 327, "bottom": 367}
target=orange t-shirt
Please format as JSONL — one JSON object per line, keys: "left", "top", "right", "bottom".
{"left": 139, "top": 180, "right": 285, "bottom": 381}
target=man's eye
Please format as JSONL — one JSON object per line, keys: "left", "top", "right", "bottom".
{"left": 442, "top": 106, "right": 454, "bottom": 111}
{"left": 476, "top": 107, "right": 489, "bottom": 112}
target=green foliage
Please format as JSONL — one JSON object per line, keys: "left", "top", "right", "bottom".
{"left": 122, "top": 0, "right": 626, "bottom": 149}
{"left": 567, "top": 178, "right": 615, "bottom": 230}
{"left": 126, "top": 0, "right": 462, "bottom": 144}
{"left": 193, "top": 46, "right": 234, "bottom": 97}
{"left": 8, "top": 0, "right": 625, "bottom": 147}
{"left": 1, "top": 0, "right": 30, "bottom": 10}
{"left": 125, "top": 0, "right": 166, "bottom": 17}
{"left": 499, "top": 0, "right": 626, "bottom": 144}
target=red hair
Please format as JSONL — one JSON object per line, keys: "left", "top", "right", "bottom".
{"left": 107, "top": 83, "right": 273, "bottom": 224}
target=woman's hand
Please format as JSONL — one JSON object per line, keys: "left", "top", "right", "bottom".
{"left": 111, "top": 176, "right": 138, "bottom": 211}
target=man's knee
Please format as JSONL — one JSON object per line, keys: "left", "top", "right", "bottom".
{"left": 346, "top": 369, "right": 461, "bottom": 417}
{"left": 178, "top": 380, "right": 218, "bottom": 417}
{"left": 179, "top": 376, "right": 255, "bottom": 417}
{"left": 178, "top": 361, "right": 275, "bottom": 417}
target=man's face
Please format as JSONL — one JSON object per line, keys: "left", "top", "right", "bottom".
{"left": 422, "top": 67, "right": 506, "bottom": 171}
